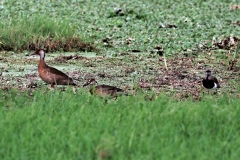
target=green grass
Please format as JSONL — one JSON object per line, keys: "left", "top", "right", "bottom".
{"left": 1, "top": 88, "right": 240, "bottom": 160}
{"left": 0, "top": 15, "right": 77, "bottom": 50}
{"left": 0, "top": 0, "right": 239, "bottom": 53}
{"left": 1, "top": 0, "right": 240, "bottom": 159}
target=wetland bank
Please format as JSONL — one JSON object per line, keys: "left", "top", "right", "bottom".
{"left": 1, "top": 47, "right": 239, "bottom": 100}
{"left": 1, "top": 0, "right": 240, "bottom": 159}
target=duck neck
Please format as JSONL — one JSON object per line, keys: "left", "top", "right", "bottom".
{"left": 89, "top": 84, "right": 96, "bottom": 94}
{"left": 38, "top": 59, "right": 48, "bottom": 69}
{"left": 89, "top": 84, "right": 95, "bottom": 89}
{"left": 206, "top": 72, "right": 211, "bottom": 80}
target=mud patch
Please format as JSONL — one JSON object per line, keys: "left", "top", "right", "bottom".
{"left": 0, "top": 49, "right": 239, "bottom": 101}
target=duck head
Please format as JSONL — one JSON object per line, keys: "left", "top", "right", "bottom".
{"left": 83, "top": 78, "right": 98, "bottom": 87}
{"left": 31, "top": 49, "right": 45, "bottom": 60}
{"left": 206, "top": 69, "right": 211, "bottom": 76}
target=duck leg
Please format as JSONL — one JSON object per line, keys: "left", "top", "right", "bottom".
{"left": 51, "top": 83, "right": 55, "bottom": 88}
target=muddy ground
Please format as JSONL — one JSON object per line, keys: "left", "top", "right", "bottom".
{"left": 0, "top": 43, "right": 239, "bottom": 101}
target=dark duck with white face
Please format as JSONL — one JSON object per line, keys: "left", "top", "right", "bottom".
{"left": 202, "top": 69, "right": 220, "bottom": 89}
{"left": 31, "top": 49, "right": 76, "bottom": 88}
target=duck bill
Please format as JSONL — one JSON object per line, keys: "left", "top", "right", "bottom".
{"left": 31, "top": 51, "right": 37, "bottom": 56}
{"left": 83, "top": 82, "right": 90, "bottom": 87}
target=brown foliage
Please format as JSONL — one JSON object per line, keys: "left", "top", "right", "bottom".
{"left": 0, "top": 37, "right": 96, "bottom": 52}
{"left": 28, "top": 37, "right": 96, "bottom": 52}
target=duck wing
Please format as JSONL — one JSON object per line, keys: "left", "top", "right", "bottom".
{"left": 47, "top": 66, "right": 75, "bottom": 85}
{"left": 97, "top": 85, "right": 123, "bottom": 92}
{"left": 211, "top": 76, "right": 220, "bottom": 88}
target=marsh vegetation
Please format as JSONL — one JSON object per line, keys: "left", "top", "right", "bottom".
{"left": 0, "top": 0, "right": 240, "bottom": 159}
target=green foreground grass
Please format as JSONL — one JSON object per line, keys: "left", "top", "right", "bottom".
{"left": 1, "top": 88, "right": 240, "bottom": 160}
{"left": 0, "top": 0, "right": 240, "bottom": 159}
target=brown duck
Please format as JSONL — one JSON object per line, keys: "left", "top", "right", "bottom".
{"left": 83, "top": 78, "right": 126, "bottom": 97}
{"left": 202, "top": 69, "right": 220, "bottom": 89}
{"left": 32, "top": 49, "right": 76, "bottom": 88}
